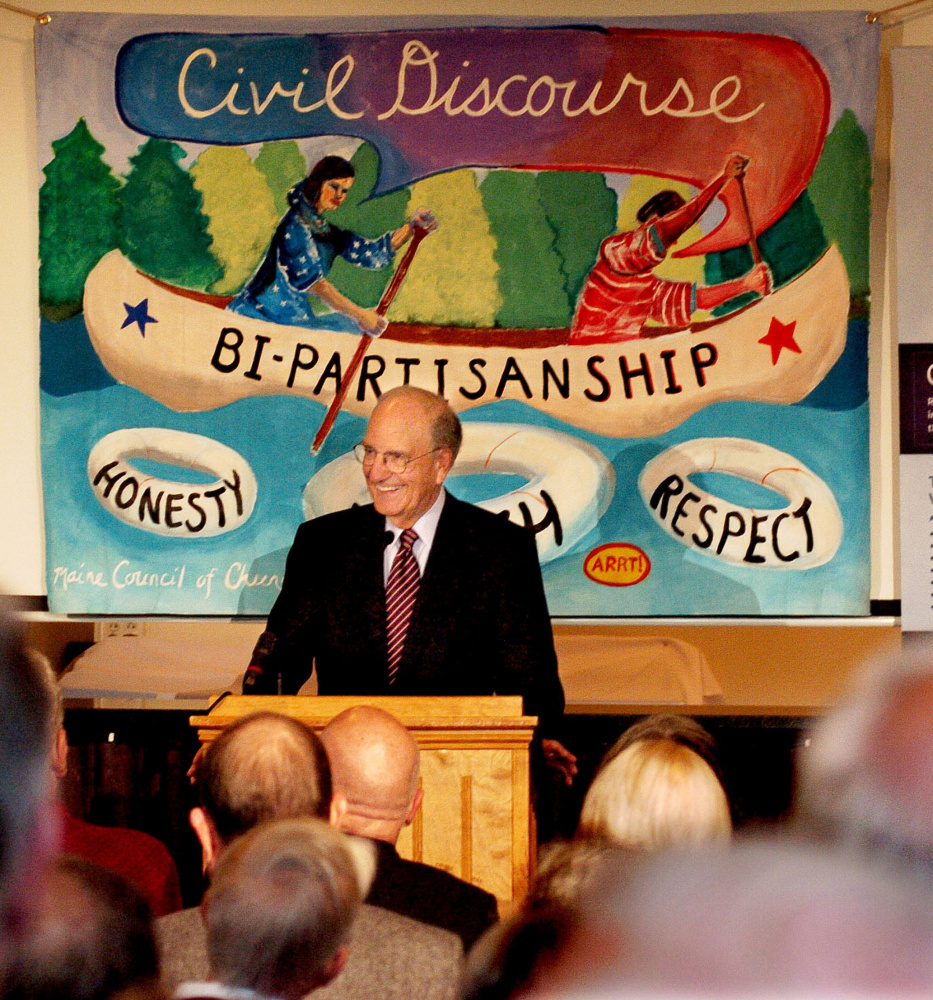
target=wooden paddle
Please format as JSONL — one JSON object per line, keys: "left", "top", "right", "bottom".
{"left": 311, "top": 224, "right": 431, "bottom": 455}
{"left": 736, "top": 171, "right": 763, "bottom": 265}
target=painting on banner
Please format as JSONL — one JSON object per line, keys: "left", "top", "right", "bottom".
{"left": 37, "top": 14, "right": 876, "bottom": 615}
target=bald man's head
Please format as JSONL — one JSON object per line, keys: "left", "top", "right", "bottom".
{"left": 370, "top": 386, "right": 462, "bottom": 459}
{"left": 198, "top": 712, "right": 332, "bottom": 847}
{"left": 321, "top": 707, "right": 421, "bottom": 842}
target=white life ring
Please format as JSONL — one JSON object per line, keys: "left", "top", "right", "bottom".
{"left": 87, "top": 428, "right": 257, "bottom": 538}
{"left": 303, "top": 422, "right": 615, "bottom": 564}
{"left": 638, "top": 437, "right": 842, "bottom": 569}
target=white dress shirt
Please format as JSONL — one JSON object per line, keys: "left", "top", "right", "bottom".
{"left": 382, "top": 489, "right": 446, "bottom": 585}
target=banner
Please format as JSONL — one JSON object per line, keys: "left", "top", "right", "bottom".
{"left": 37, "top": 13, "right": 877, "bottom": 615}
{"left": 894, "top": 48, "right": 933, "bottom": 630}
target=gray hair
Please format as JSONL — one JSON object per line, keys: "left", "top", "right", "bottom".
{"left": 197, "top": 712, "right": 332, "bottom": 846}
{"left": 430, "top": 399, "right": 462, "bottom": 459}
{"left": 0, "top": 601, "right": 55, "bottom": 919}
{"left": 205, "top": 818, "right": 374, "bottom": 998}
{"left": 528, "top": 836, "right": 620, "bottom": 911}
{"left": 570, "top": 838, "right": 933, "bottom": 994}
{"left": 4, "top": 854, "right": 160, "bottom": 1000}
{"left": 797, "top": 641, "right": 933, "bottom": 864}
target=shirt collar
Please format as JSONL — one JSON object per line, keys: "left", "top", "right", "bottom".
{"left": 174, "top": 984, "right": 279, "bottom": 1000}
{"left": 385, "top": 488, "right": 446, "bottom": 550}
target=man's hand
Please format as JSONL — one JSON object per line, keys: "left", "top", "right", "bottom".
{"left": 722, "top": 153, "right": 750, "bottom": 179}
{"left": 542, "top": 738, "right": 578, "bottom": 786}
{"left": 410, "top": 207, "right": 438, "bottom": 232}
{"left": 747, "top": 261, "right": 773, "bottom": 297}
{"left": 357, "top": 308, "right": 388, "bottom": 336}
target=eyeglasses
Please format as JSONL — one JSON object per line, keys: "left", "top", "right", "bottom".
{"left": 353, "top": 443, "right": 440, "bottom": 475}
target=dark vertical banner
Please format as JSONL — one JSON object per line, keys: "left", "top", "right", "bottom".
{"left": 36, "top": 13, "right": 876, "bottom": 616}
{"left": 894, "top": 49, "right": 933, "bottom": 630}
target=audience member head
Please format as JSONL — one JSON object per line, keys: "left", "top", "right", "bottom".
{"left": 598, "top": 714, "right": 726, "bottom": 788}
{"left": 527, "top": 836, "right": 621, "bottom": 912}
{"left": 0, "top": 601, "right": 57, "bottom": 946}
{"left": 798, "top": 642, "right": 933, "bottom": 864}
{"left": 461, "top": 906, "right": 579, "bottom": 1000}
{"left": 321, "top": 705, "right": 422, "bottom": 844}
{"left": 191, "top": 712, "right": 333, "bottom": 871}
{"left": 532, "top": 838, "right": 933, "bottom": 997}
{"left": 578, "top": 716, "right": 731, "bottom": 851}
{"left": 3, "top": 853, "right": 161, "bottom": 1000}
{"left": 204, "top": 818, "right": 375, "bottom": 1000}
{"left": 31, "top": 652, "right": 70, "bottom": 783}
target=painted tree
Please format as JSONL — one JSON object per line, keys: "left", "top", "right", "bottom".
{"left": 808, "top": 109, "right": 872, "bottom": 304}
{"left": 388, "top": 169, "right": 500, "bottom": 328}
{"left": 255, "top": 140, "right": 307, "bottom": 215}
{"left": 118, "top": 138, "right": 220, "bottom": 290}
{"left": 190, "top": 146, "right": 280, "bottom": 295}
{"left": 704, "top": 191, "right": 827, "bottom": 314}
{"left": 536, "top": 170, "right": 617, "bottom": 308}
{"left": 39, "top": 118, "right": 120, "bottom": 320}
{"left": 480, "top": 170, "right": 570, "bottom": 328}
{"left": 327, "top": 142, "right": 411, "bottom": 310}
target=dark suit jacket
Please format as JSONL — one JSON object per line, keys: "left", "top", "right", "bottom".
{"left": 367, "top": 839, "right": 499, "bottom": 951}
{"left": 249, "top": 493, "right": 564, "bottom": 734}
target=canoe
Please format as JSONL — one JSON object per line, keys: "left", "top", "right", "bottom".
{"left": 83, "top": 245, "right": 849, "bottom": 438}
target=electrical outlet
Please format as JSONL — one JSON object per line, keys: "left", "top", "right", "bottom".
{"left": 94, "top": 620, "right": 145, "bottom": 641}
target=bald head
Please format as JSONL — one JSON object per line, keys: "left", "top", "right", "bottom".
{"left": 370, "top": 386, "right": 462, "bottom": 459}
{"left": 321, "top": 707, "right": 420, "bottom": 842}
{"left": 198, "top": 712, "right": 332, "bottom": 846}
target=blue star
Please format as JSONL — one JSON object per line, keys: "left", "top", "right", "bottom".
{"left": 121, "top": 299, "right": 157, "bottom": 337}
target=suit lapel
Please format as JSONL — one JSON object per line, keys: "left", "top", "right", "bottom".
{"left": 346, "top": 504, "right": 390, "bottom": 660}
{"left": 417, "top": 492, "right": 460, "bottom": 593}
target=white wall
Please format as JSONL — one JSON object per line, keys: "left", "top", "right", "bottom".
{"left": 2, "top": 0, "right": 928, "bottom": 599}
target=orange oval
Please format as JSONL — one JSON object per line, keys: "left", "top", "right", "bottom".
{"left": 583, "top": 543, "right": 651, "bottom": 587}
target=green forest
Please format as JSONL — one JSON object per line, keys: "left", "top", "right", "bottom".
{"left": 38, "top": 114, "right": 871, "bottom": 327}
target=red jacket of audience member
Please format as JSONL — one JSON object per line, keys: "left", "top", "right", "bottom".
{"left": 59, "top": 803, "right": 182, "bottom": 917}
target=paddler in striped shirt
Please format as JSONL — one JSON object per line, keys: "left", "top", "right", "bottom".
{"left": 570, "top": 153, "right": 772, "bottom": 345}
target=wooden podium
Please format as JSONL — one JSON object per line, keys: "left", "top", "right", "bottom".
{"left": 190, "top": 695, "right": 537, "bottom": 910}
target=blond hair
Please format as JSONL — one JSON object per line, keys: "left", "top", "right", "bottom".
{"left": 579, "top": 738, "right": 731, "bottom": 851}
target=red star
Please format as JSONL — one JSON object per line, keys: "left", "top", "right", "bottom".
{"left": 758, "top": 317, "right": 801, "bottom": 365}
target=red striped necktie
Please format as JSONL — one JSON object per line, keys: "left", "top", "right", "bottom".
{"left": 385, "top": 528, "right": 420, "bottom": 684}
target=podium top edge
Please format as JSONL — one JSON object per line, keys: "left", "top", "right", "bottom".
{"left": 192, "top": 714, "right": 538, "bottom": 731}
{"left": 194, "top": 694, "right": 529, "bottom": 722}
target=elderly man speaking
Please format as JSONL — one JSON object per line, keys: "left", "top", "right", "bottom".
{"left": 244, "top": 385, "right": 575, "bottom": 780}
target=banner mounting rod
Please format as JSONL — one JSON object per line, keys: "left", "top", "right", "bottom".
{"left": 867, "top": 0, "right": 933, "bottom": 26}
{"left": 0, "top": 1, "right": 50, "bottom": 23}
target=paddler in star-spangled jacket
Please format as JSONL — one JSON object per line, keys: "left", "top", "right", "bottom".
{"left": 229, "top": 154, "right": 435, "bottom": 334}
